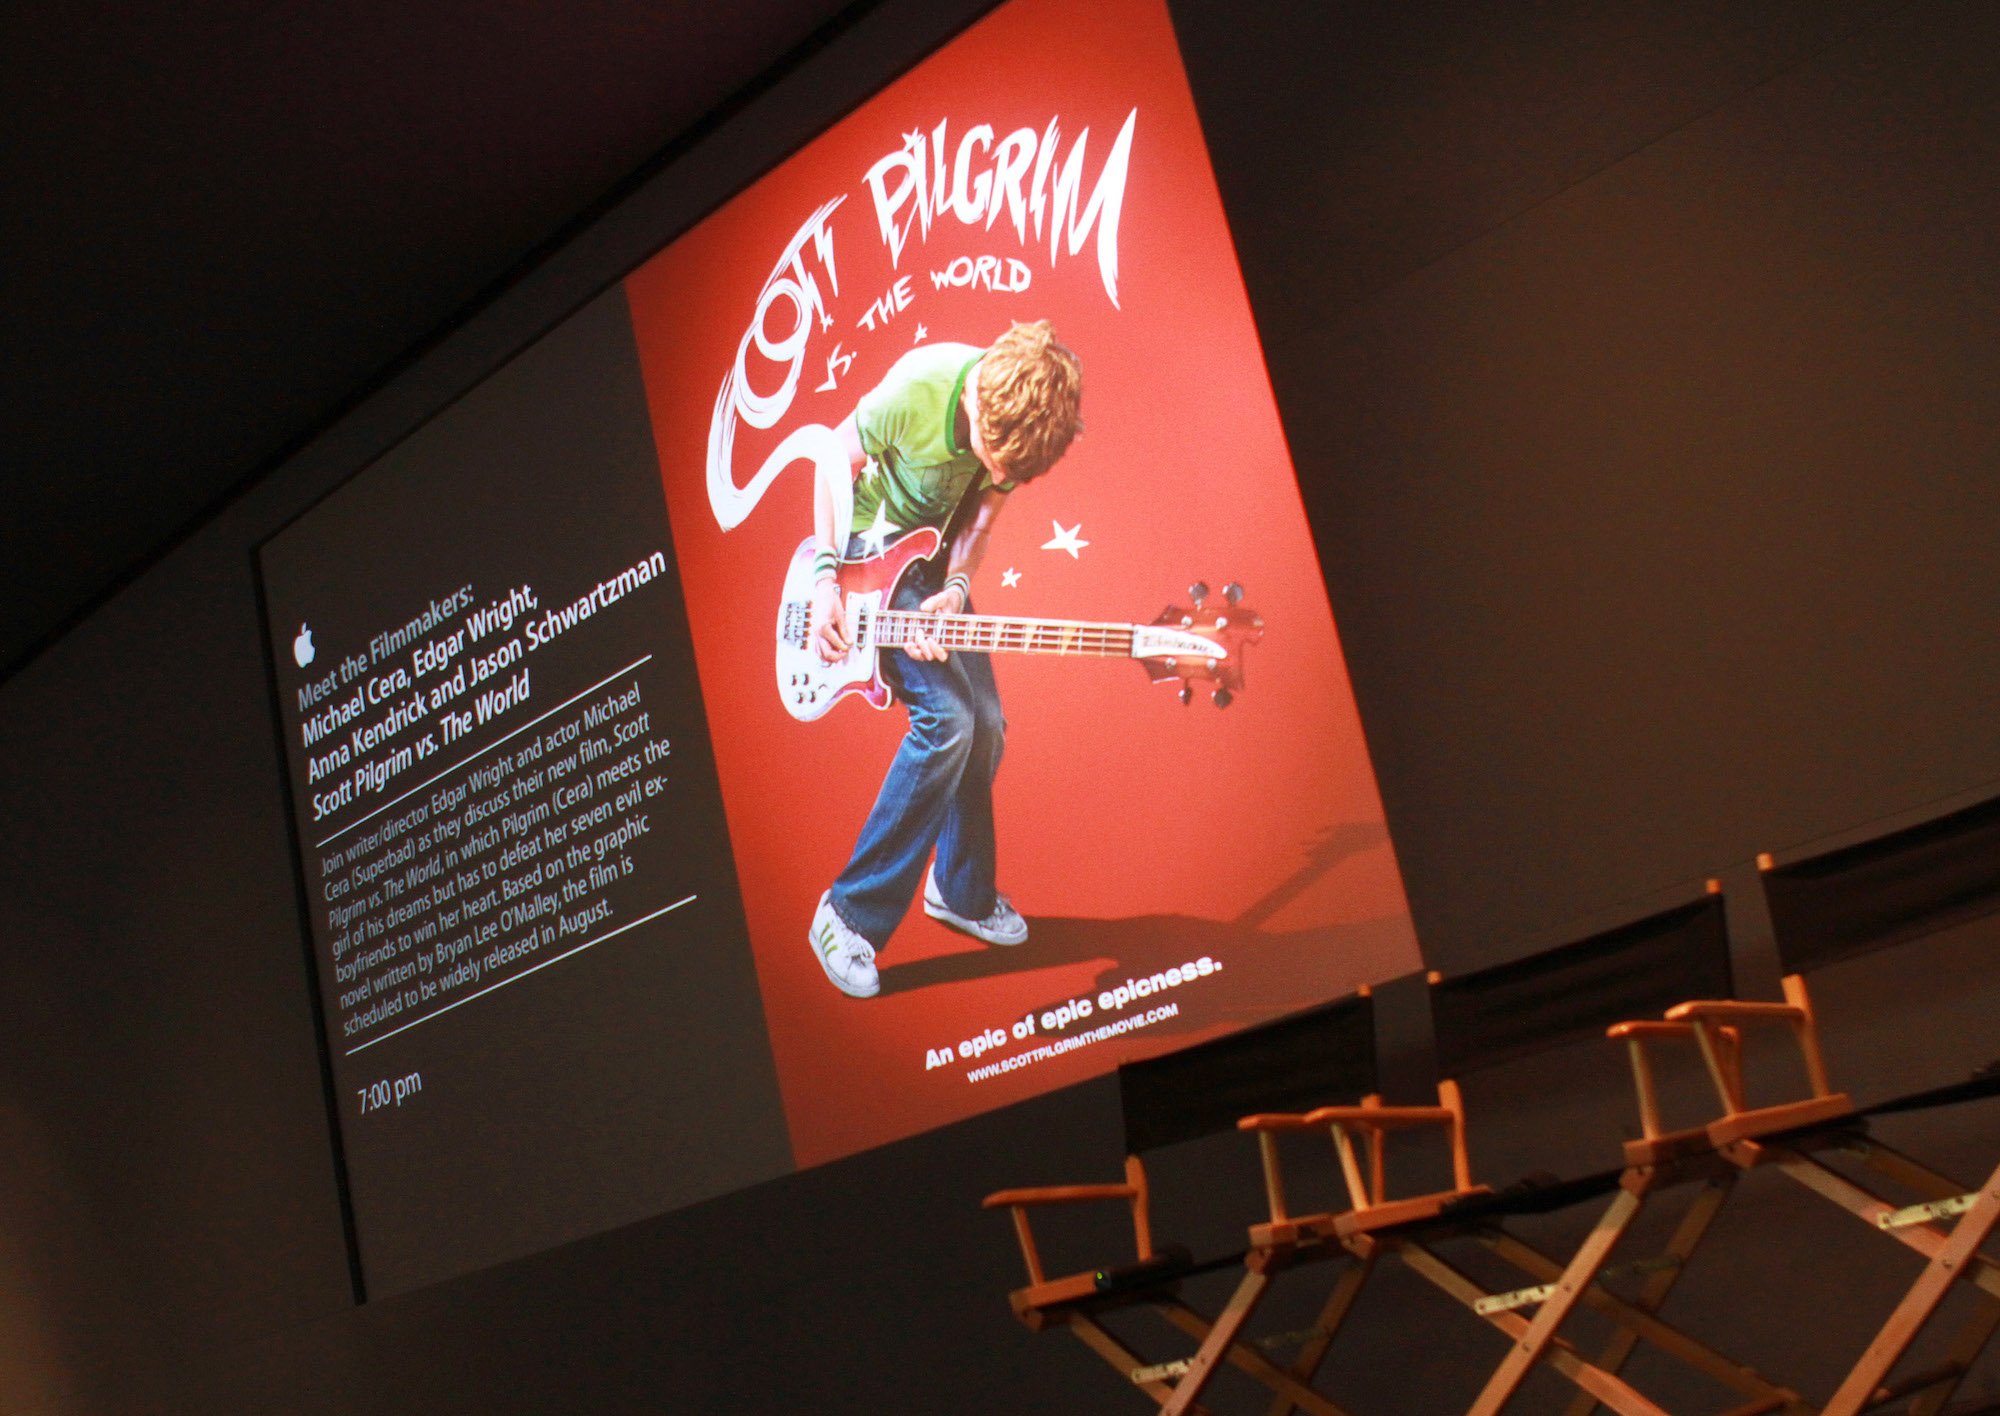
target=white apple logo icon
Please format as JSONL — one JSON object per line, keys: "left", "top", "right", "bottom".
{"left": 293, "top": 623, "right": 316, "bottom": 668}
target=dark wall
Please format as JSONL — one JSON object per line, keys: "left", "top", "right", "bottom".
{"left": 5, "top": 2, "right": 2000, "bottom": 1412}
{"left": 1186, "top": 0, "right": 2000, "bottom": 974}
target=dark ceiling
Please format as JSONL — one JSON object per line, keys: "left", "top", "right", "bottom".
{"left": 0, "top": 0, "right": 866, "bottom": 680}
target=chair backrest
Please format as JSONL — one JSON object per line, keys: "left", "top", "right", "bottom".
{"left": 1432, "top": 891, "right": 1735, "bottom": 1080}
{"left": 1763, "top": 791, "right": 2000, "bottom": 976}
{"left": 1118, "top": 992, "right": 1377, "bottom": 1155}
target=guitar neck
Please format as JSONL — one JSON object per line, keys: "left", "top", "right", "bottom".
{"left": 863, "top": 608, "right": 1136, "bottom": 659}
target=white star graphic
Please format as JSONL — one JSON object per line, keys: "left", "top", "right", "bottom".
{"left": 857, "top": 456, "right": 880, "bottom": 485}
{"left": 1041, "top": 521, "right": 1089, "bottom": 558}
{"left": 859, "top": 503, "right": 899, "bottom": 557}
{"left": 913, "top": 322, "right": 928, "bottom": 343}
{"left": 902, "top": 128, "right": 924, "bottom": 151}
{"left": 1000, "top": 567, "right": 1021, "bottom": 588}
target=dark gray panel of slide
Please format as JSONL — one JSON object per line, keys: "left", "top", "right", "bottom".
{"left": 260, "top": 290, "right": 790, "bottom": 1297}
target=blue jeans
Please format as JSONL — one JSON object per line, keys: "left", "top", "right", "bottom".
{"left": 830, "top": 563, "right": 1004, "bottom": 948}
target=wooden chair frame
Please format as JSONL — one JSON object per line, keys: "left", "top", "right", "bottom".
{"left": 982, "top": 877, "right": 2000, "bottom": 1414}
{"left": 1228, "top": 1071, "right": 1806, "bottom": 1416}
{"left": 1240, "top": 1083, "right": 1481, "bottom": 1246}
{"left": 984, "top": 989, "right": 1389, "bottom": 1414}
{"left": 1427, "top": 1024, "right": 1808, "bottom": 1416}
{"left": 1450, "top": 974, "right": 2000, "bottom": 1416}
{"left": 984, "top": 1154, "right": 1357, "bottom": 1416}
{"left": 1663, "top": 973, "right": 2000, "bottom": 1416}
{"left": 986, "top": 1154, "right": 1156, "bottom": 1318}
{"left": 1410, "top": 856, "right": 2000, "bottom": 1416}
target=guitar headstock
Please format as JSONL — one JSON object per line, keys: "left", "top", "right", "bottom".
{"left": 1132, "top": 580, "right": 1264, "bottom": 707}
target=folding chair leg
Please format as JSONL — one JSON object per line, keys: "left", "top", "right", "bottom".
{"left": 1838, "top": 1137, "right": 2000, "bottom": 1304}
{"left": 1261, "top": 1253, "right": 1376, "bottom": 1416}
{"left": 1484, "top": 1227, "right": 1805, "bottom": 1413}
{"left": 1155, "top": 1297, "right": 1357, "bottom": 1416}
{"left": 1158, "top": 1254, "right": 1278, "bottom": 1416}
{"left": 1757, "top": 1144, "right": 2000, "bottom": 1302}
{"left": 1396, "top": 1239, "right": 1671, "bottom": 1416}
{"left": 1907, "top": 1292, "right": 2000, "bottom": 1416}
{"left": 1067, "top": 1315, "right": 1217, "bottom": 1415}
{"left": 1559, "top": 1177, "right": 1733, "bottom": 1416}
{"left": 1465, "top": 1186, "right": 1645, "bottom": 1416}
{"left": 1841, "top": 1135, "right": 1972, "bottom": 1202}
{"left": 1821, "top": 1161, "right": 2000, "bottom": 1416}
{"left": 1412, "top": 1173, "right": 1802, "bottom": 1416}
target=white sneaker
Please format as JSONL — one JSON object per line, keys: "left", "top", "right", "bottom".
{"left": 810, "top": 892, "right": 879, "bottom": 998}
{"left": 923, "top": 868, "right": 1028, "bottom": 946}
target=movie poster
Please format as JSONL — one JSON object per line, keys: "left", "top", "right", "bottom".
{"left": 625, "top": 0, "right": 1420, "bottom": 1167}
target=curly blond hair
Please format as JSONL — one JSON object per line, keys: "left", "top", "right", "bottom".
{"left": 975, "top": 321, "right": 1082, "bottom": 481}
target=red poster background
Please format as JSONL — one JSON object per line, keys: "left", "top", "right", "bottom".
{"left": 625, "top": 0, "right": 1420, "bottom": 1167}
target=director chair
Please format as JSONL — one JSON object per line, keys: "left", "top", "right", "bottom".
{"left": 1646, "top": 811, "right": 2000, "bottom": 1416}
{"left": 983, "top": 991, "right": 1380, "bottom": 1416}
{"left": 1236, "top": 888, "right": 1814, "bottom": 1416}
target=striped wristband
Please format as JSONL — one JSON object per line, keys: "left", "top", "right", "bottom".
{"left": 812, "top": 548, "right": 839, "bottom": 585}
{"left": 943, "top": 573, "right": 971, "bottom": 604}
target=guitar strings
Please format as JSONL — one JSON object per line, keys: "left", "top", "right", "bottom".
{"left": 860, "top": 608, "right": 1138, "bottom": 656}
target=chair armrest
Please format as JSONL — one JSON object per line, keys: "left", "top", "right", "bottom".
{"left": 1242, "top": 1088, "right": 1474, "bottom": 1227}
{"left": 1306, "top": 1104, "right": 1454, "bottom": 1131}
{"left": 1606, "top": 1019, "right": 1698, "bottom": 1040}
{"left": 1666, "top": 986, "right": 1836, "bottom": 1116}
{"left": 1611, "top": 1018, "right": 1712, "bottom": 1141}
{"left": 982, "top": 1182, "right": 1138, "bottom": 1209}
{"left": 1237, "top": 1111, "right": 1327, "bottom": 1133}
{"left": 1238, "top": 1104, "right": 1455, "bottom": 1134}
{"left": 984, "top": 1156, "right": 1154, "bottom": 1289}
{"left": 1665, "top": 1000, "right": 1805, "bottom": 1026}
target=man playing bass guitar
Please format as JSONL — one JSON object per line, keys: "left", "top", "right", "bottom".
{"left": 806, "top": 320, "right": 1084, "bottom": 998}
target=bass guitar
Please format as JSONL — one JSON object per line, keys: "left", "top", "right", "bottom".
{"left": 775, "top": 528, "right": 1262, "bottom": 721}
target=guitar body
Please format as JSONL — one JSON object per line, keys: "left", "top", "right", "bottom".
{"left": 776, "top": 528, "right": 943, "bottom": 721}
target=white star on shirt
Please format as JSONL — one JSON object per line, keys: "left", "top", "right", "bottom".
{"left": 1042, "top": 521, "right": 1089, "bottom": 558}
{"left": 859, "top": 503, "right": 898, "bottom": 557}
{"left": 1000, "top": 567, "right": 1021, "bottom": 588}
{"left": 913, "top": 322, "right": 928, "bottom": 343}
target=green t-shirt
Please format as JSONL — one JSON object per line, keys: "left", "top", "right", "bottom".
{"left": 850, "top": 343, "right": 1009, "bottom": 545}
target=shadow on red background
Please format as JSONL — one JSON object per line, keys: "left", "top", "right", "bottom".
{"left": 884, "top": 819, "right": 1394, "bottom": 1015}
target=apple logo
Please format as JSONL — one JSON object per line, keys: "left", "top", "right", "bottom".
{"left": 293, "top": 623, "right": 316, "bottom": 668}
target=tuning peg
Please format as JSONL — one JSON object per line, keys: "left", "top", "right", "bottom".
{"left": 1188, "top": 580, "right": 1209, "bottom": 607}
{"left": 1223, "top": 582, "right": 1244, "bottom": 606}
{"left": 1212, "top": 686, "right": 1234, "bottom": 709}
{"left": 1178, "top": 684, "right": 1193, "bottom": 707}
